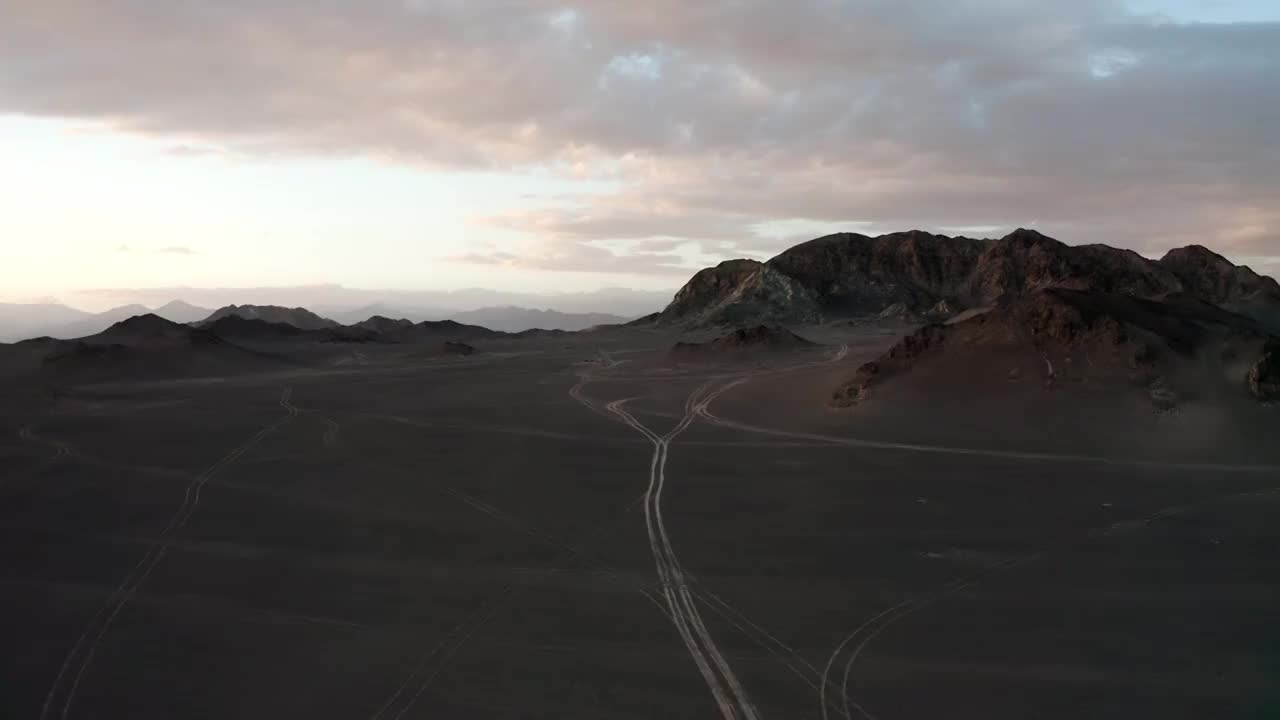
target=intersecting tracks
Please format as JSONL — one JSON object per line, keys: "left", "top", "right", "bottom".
{"left": 570, "top": 343, "right": 858, "bottom": 719}
{"left": 38, "top": 387, "right": 300, "bottom": 720}
{"left": 574, "top": 341, "right": 1280, "bottom": 720}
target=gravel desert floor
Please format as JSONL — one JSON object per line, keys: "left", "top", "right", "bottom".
{"left": 2, "top": 326, "right": 1278, "bottom": 719}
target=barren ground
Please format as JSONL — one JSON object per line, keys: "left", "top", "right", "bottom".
{"left": 2, "top": 325, "right": 1277, "bottom": 719}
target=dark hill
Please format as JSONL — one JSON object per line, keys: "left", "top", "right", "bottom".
{"left": 354, "top": 315, "right": 415, "bottom": 333}
{"left": 93, "top": 314, "right": 206, "bottom": 344}
{"left": 207, "top": 315, "right": 378, "bottom": 344}
{"left": 398, "top": 319, "right": 505, "bottom": 342}
{"left": 201, "top": 304, "right": 338, "bottom": 330}
{"left": 833, "top": 288, "right": 1271, "bottom": 409}
{"left": 653, "top": 228, "right": 1279, "bottom": 329}
{"left": 207, "top": 315, "right": 305, "bottom": 338}
{"left": 671, "top": 325, "right": 817, "bottom": 358}
{"left": 36, "top": 314, "right": 277, "bottom": 382}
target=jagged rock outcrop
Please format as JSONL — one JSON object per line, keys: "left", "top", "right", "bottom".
{"left": 657, "top": 260, "right": 821, "bottom": 327}
{"left": 833, "top": 324, "right": 949, "bottom": 405}
{"left": 1248, "top": 338, "right": 1280, "bottom": 400}
{"left": 769, "top": 230, "right": 987, "bottom": 316}
{"left": 965, "top": 230, "right": 1183, "bottom": 301}
{"left": 650, "top": 228, "right": 1279, "bottom": 329}
{"left": 833, "top": 288, "right": 1268, "bottom": 407}
{"left": 1159, "top": 245, "right": 1280, "bottom": 306}
{"left": 1159, "top": 245, "right": 1280, "bottom": 331}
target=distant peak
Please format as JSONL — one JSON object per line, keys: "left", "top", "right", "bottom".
{"left": 999, "top": 227, "right": 1055, "bottom": 244}
{"left": 98, "top": 313, "right": 192, "bottom": 339}
{"left": 110, "top": 313, "right": 179, "bottom": 330}
{"left": 1161, "top": 244, "right": 1229, "bottom": 264}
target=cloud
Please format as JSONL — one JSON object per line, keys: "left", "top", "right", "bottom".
{"left": 448, "top": 240, "right": 694, "bottom": 276}
{"left": 163, "top": 144, "right": 221, "bottom": 158}
{"left": 2, "top": 1, "right": 1276, "bottom": 273}
{"left": 112, "top": 244, "right": 198, "bottom": 256}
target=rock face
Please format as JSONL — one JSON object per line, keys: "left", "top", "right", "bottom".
{"left": 832, "top": 287, "right": 1268, "bottom": 407}
{"left": 1248, "top": 338, "right": 1280, "bottom": 400}
{"left": 652, "top": 228, "right": 1279, "bottom": 329}
{"left": 832, "top": 324, "right": 949, "bottom": 406}
{"left": 768, "top": 230, "right": 988, "bottom": 317}
{"left": 660, "top": 260, "right": 821, "bottom": 327}
{"left": 1159, "top": 245, "right": 1280, "bottom": 332}
{"left": 671, "top": 325, "right": 816, "bottom": 357}
{"left": 1159, "top": 245, "right": 1280, "bottom": 307}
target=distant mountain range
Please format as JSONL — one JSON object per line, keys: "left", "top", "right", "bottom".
{"left": 5, "top": 230, "right": 1278, "bottom": 408}
{"left": 69, "top": 285, "right": 670, "bottom": 320}
{"left": 448, "top": 307, "right": 626, "bottom": 332}
{"left": 0, "top": 300, "right": 214, "bottom": 342}
{"left": 0, "top": 301, "right": 635, "bottom": 342}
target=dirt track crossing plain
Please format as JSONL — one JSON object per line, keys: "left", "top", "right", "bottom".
{"left": 2, "top": 329, "right": 1279, "bottom": 719}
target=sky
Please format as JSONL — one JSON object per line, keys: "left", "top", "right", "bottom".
{"left": 1, "top": 0, "right": 1277, "bottom": 310}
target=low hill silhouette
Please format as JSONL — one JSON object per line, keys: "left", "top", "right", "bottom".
{"left": 672, "top": 325, "right": 817, "bottom": 358}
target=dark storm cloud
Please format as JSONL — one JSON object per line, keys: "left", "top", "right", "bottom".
{"left": 2, "top": 1, "right": 1276, "bottom": 272}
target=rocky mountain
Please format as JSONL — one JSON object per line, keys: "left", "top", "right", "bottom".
{"left": 200, "top": 304, "right": 339, "bottom": 331}
{"left": 1248, "top": 338, "right": 1280, "bottom": 401}
{"left": 652, "top": 229, "right": 1280, "bottom": 330}
{"left": 832, "top": 288, "right": 1271, "bottom": 409}
{"left": 1158, "top": 245, "right": 1280, "bottom": 327}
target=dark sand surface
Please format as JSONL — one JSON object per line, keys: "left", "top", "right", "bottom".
{"left": 2, "top": 326, "right": 1277, "bottom": 719}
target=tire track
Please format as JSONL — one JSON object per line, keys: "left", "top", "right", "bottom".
{"left": 822, "top": 486, "right": 1280, "bottom": 720}
{"left": 697, "top": 403, "right": 1279, "bottom": 473}
{"left": 566, "top": 345, "right": 852, "bottom": 718}
{"left": 606, "top": 382, "right": 761, "bottom": 720}
{"left": 39, "top": 387, "right": 300, "bottom": 720}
